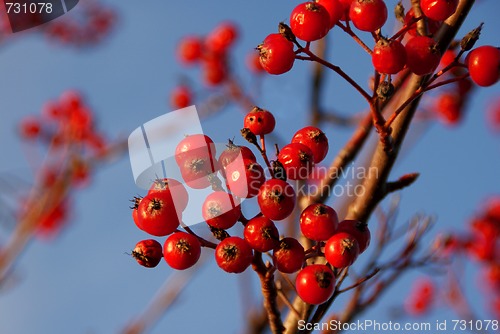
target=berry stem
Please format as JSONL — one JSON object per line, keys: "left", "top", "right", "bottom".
{"left": 336, "top": 21, "right": 373, "bottom": 55}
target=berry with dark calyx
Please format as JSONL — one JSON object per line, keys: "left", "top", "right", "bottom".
{"left": 277, "top": 142, "right": 314, "bottom": 180}
{"left": 202, "top": 191, "right": 241, "bottom": 229}
{"left": 163, "top": 232, "right": 201, "bottom": 270}
{"left": 291, "top": 126, "right": 329, "bottom": 163}
{"left": 271, "top": 160, "right": 287, "bottom": 181}
{"left": 177, "top": 36, "right": 203, "bottom": 65}
{"left": 316, "top": 0, "right": 344, "bottom": 28}
{"left": 244, "top": 216, "right": 280, "bottom": 252}
{"left": 325, "top": 232, "right": 360, "bottom": 268}
{"left": 218, "top": 140, "right": 257, "bottom": 173}
{"left": 300, "top": 203, "right": 339, "bottom": 241}
{"left": 148, "top": 178, "right": 189, "bottom": 212}
{"left": 349, "top": 0, "right": 388, "bottom": 32}
{"left": 258, "top": 33, "right": 295, "bottom": 75}
{"left": 244, "top": 106, "right": 276, "bottom": 136}
{"left": 273, "top": 237, "right": 305, "bottom": 273}
{"left": 466, "top": 45, "right": 500, "bottom": 87}
{"left": 372, "top": 38, "right": 407, "bottom": 75}
{"left": 137, "top": 192, "right": 180, "bottom": 237}
{"left": 405, "top": 36, "right": 441, "bottom": 75}
{"left": 336, "top": 219, "right": 371, "bottom": 253}
{"left": 132, "top": 239, "right": 163, "bottom": 268}
{"left": 420, "top": 0, "right": 458, "bottom": 22}
{"left": 215, "top": 236, "right": 253, "bottom": 273}
{"left": 175, "top": 134, "right": 216, "bottom": 164}
{"left": 258, "top": 179, "right": 296, "bottom": 220}
{"left": 295, "top": 264, "right": 336, "bottom": 305}
{"left": 131, "top": 196, "right": 144, "bottom": 230}
{"left": 290, "top": 2, "right": 331, "bottom": 42}
{"left": 247, "top": 51, "right": 265, "bottom": 73}
{"left": 226, "top": 159, "right": 266, "bottom": 198}
{"left": 178, "top": 149, "right": 219, "bottom": 189}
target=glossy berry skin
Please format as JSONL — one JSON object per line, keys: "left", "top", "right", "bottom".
{"left": 175, "top": 134, "right": 216, "bottom": 163}
{"left": 177, "top": 36, "right": 203, "bottom": 64}
{"left": 244, "top": 107, "right": 276, "bottom": 136}
{"left": 290, "top": 2, "right": 331, "bottom": 42}
{"left": 148, "top": 178, "right": 189, "bottom": 212}
{"left": 244, "top": 216, "right": 280, "bottom": 252}
{"left": 218, "top": 142, "right": 257, "bottom": 172}
{"left": 202, "top": 191, "right": 241, "bottom": 229}
{"left": 273, "top": 237, "right": 305, "bottom": 273}
{"left": 316, "top": 0, "right": 344, "bottom": 28}
{"left": 420, "top": 0, "right": 459, "bottom": 21}
{"left": 138, "top": 192, "right": 180, "bottom": 237}
{"left": 291, "top": 126, "right": 329, "bottom": 163}
{"left": 163, "top": 232, "right": 201, "bottom": 270}
{"left": 404, "top": 8, "right": 441, "bottom": 37}
{"left": 467, "top": 46, "right": 500, "bottom": 87}
{"left": 226, "top": 159, "right": 266, "bottom": 198}
{"left": 215, "top": 236, "right": 253, "bottom": 273}
{"left": 325, "top": 232, "right": 360, "bottom": 268}
{"left": 405, "top": 36, "right": 441, "bottom": 75}
{"left": 277, "top": 143, "right": 315, "bottom": 180}
{"left": 258, "top": 33, "right": 295, "bottom": 75}
{"left": 336, "top": 219, "right": 371, "bottom": 253}
{"left": 349, "top": 0, "right": 388, "bottom": 32}
{"left": 132, "top": 239, "right": 163, "bottom": 268}
{"left": 177, "top": 150, "right": 218, "bottom": 189}
{"left": 300, "top": 203, "right": 338, "bottom": 241}
{"left": 372, "top": 39, "right": 407, "bottom": 74}
{"left": 295, "top": 264, "right": 336, "bottom": 305}
{"left": 258, "top": 179, "right": 296, "bottom": 221}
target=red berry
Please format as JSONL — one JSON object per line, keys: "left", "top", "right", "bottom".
{"left": 316, "top": 0, "right": 344, "bottom": 28}
{"left": 226, "top": 159, "right": 266, "bottom": 198}
{"left": 177, "top": 150, "right": 219, "bottom": 189}
{"left": 325, "top": 232, "right": 360, "bottom": 268}
{"left": 277, "top": 142, "right": 315, "bottom": 180}
{"left": 404, "top": 8, "right": 441, "bottom": 37}
{"left": 338, "top": 0, "right": 354, "bottom": 20}
{"left": 290, "top": 2, "right": 331, "bottom": 42}
{"left": 137, "top": 192, "right": 180, "bottom": 237}
{"left": 300, "top": 203, "right": 338, "bottom": 241}
{"left": 243, "top": 106, "right": 276, "bottom": 136}
{"left": 206, "top": 22, "right": 239, "bottom": 54}
{"left": 202, "top": 191, "right": 241, "bottom": 229}
{"left": 273, "top": 237, "right": 305, "bottom": 273}
{"left": 132, "top": 239, "right": 163, "bottom": 268}
{"left": 258, "top": 33, "right": 295, "bottom": 75}
{"left": 163, "top": 232, "right": 201, "bottom": 270}
{"left": 148, "top": 178, "right": 189, "bottom": 212}
{"left": 202, "top": 58, "right": 227, "bottom": 86}
{"left": 177, "top": 36, "right": 203, "bottom": 64}
{"left": 349, "top": 0, "right": 387, "bottom": 32}
{"left": 19, "top": 116, "right": 41, "bottom": 139}
{"left": 131, "top": 196, "right": 143, "bottom": 230}
{"left": 405, "top": 36, "right": 441, "bottom": 75}
{"left": 372, "top": 38, "right": 407, "bottom": 74}
{"left": 295, "top": 264, "right": 336, "bottom": 305}
{"left": 175, "top": 134, "right": 216, "bottom": 163}
{"left": 466, "top": 46, "right": 500, "bottom": 87}
{"left": 420, "top": 0, "right": 459, "bottom": 21}
{"left": 435, "top": 92, "right": 462, "bottom": 125}
{"left": 292, "top": 126, "right": 329, "bottom": 164}
{"left": 247, "top": 51, "right": 265, "bottom": 74}
{"left": 244, "top": 216, "right": 280, "bottom": 252}
{"left": 215, "top": 236, "right": 253, "bottom": 273}
{"left": 257, "top": 179, "right": 296, "bottom": 221}
{"left": 170, "top": 86, "right": 192, "bottom": 109}
{"left": 336, "top": 219, "right": 371, "bottom": 253}
{"left": 218, "top": 141, "right": 257, "bottom": 173}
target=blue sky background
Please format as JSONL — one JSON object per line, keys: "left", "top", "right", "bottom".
{"left": 0, "top": 1, "right": 499, "bottom": 333}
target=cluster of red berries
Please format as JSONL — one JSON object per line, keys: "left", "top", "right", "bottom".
{"left": 404, "top": 277, "right": 436, "bottom": 316}
{"left": 170, "top": 22, "right": 239, "bottom": 109}
{"left": 130, "top": 106, "right": 371, "bottom": 305}
{"left": 18, "top": 91, "right": 108, "bottom": 238}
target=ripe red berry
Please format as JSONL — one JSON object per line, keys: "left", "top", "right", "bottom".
{"left": 295, "top": 264, "right": 336, "bottom": 305}
{"left": 290, "top": 2, "right": 331, "bottom": 42}
{"left": 177, "top": 150, "right": 219, "bottom": 189}
{"left": 291, "top": 126, "right": 329, "bottom": 163}
{"left": 435, "top": 92, "right": 462, "bottom": 125}
{"left": 226, "top": 159, "right": 266, "bottom": 198}
{"left": 205, "top": 22, "right": 239, "bottom": 54}
{"left": 131, "top": 196, "right": 143, "bottom": 230}
{"left": 420, "top": 0, "right": 459, "bottom": 21}
{"left": 19, "top": 116, "right": 41, "bottom": 139}
{"left": 148, "top": 178, "right": 189, "bottom": 212}
{"left": 202, "top": 191, "right": 241, "bottom": 229}
{"left": 349, "top": 0, "right": 388, "bottom": 32}
{"left": 163, "top": 232, "right": 201, "bottom": 270}
{"left": 202, "top": 58, "right": 227, "bottom": 86}
{"left": 175, "top": 134, "right": 216, "bottom": 163}
{"left": 215, "top": 236, "right": 253, "bottom": 273}
{"left": 405, "top": 36, "right": 441, "bottom": 75}
{"left": 278, "top": 142, "right": 315, "bottom": 180}
{"left": 273, "top": 237, "right": 305, "bottom": 273}
{"left": 218, "top": 141, "right": 257, "bottom": 174}
{"left": 170, "top": 86, "right": 192, "bottom": 109}
{"left": 258, "top": 179, "right": 296, "bottom": 221}
{"left": 338, "top": 0, "right": 354, "bottom": 20}
{"left": 244, "top": 216, "right": 280, "bottom": 252}
{"left": 316, "top": 0, "right": 344, "bottom": 28}
{"left": 336, "top": 219, "right": 371, "bottom": 253}
{"left": 132, "top": 239, "right": 163, "bottom": 268}
{"left": 372, "top": 38, "right": 407, "bottom": 74}
{"left": 466, "top": 46, "right": 500, "bottom": 87}
{"left": 404, "top": 8, "right": 441, "bottom": 37}
{"left": 243, "top": 107, "right": 276, "bottom": 136}
{"left": 300, "top": 203, "right": 338, "bottom": 241}
{"left": 177, "top": 36, "right": 203, "bottom": 64}
{"left": 325, "top": 232, "right": 360, "bottom": 268}
{"left": 137, "top": 192, "right": 180, "bottom": 236}
{"left": 258, "top": 33, "right": 295, "bottom": 75}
